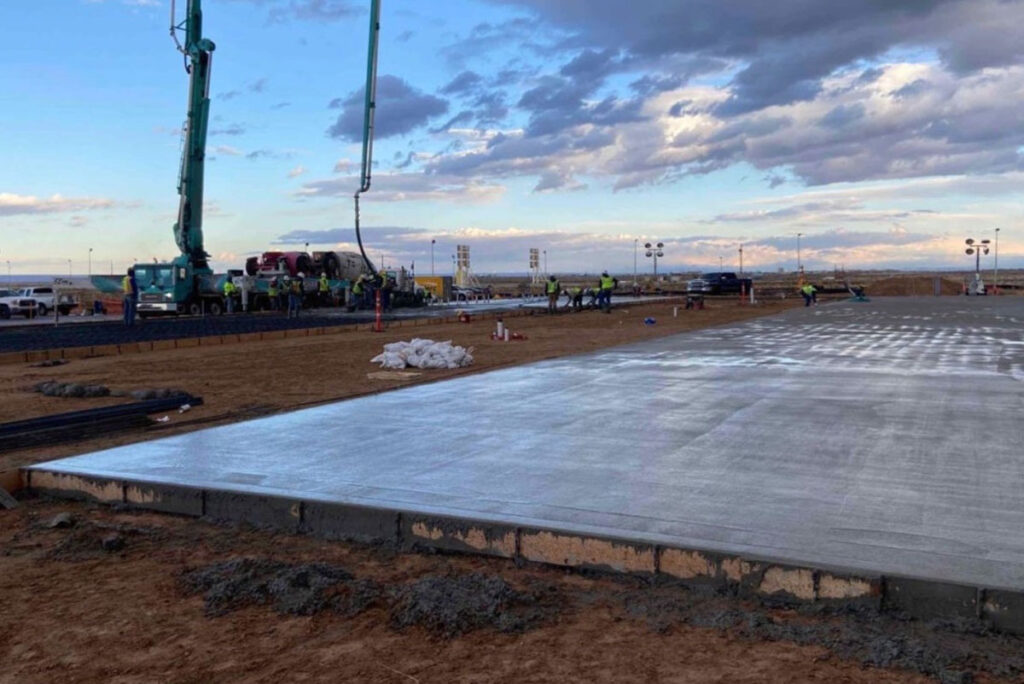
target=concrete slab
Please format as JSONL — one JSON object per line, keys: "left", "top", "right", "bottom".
{"left": 27, "top": 297, "right": 1024, "bottom": 618}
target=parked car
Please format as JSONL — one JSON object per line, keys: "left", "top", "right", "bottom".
{"left": 0, "top": 286, "right": 56, "bottom": 319}
{"left": 686, "top": 272, "right": 753, "bottom": 295}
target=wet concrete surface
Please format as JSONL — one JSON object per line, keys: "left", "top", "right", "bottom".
{"left": 29, "top": 297, "right": 1024, "bottom": 592}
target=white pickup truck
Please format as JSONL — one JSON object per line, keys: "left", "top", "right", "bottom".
{"left": 0, "top": 286, "right": 57, "bottom": 319}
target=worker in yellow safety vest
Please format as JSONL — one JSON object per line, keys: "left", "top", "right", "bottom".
{"left": 288, "top": 274, "right": 303, "bottom": 318}
{"left": 801, "top": 282, "right": 817, "bottom": 307}
{"left": 267, "top": 278, "right": 279, "bottom": 312}
{"left": 597, "top": 271, "right": 617, "bottom": 313}
{"left": 545, "top": 275, "right": 560, "bottom": 314}
{"left": 318, "top": 273, "right": 330, "bottom": 307}
{"left": 223, "top": 279, "right": 237, "bottom": 314}
{"left": 568, "top": 285, "right": 583, "bottom": 311}
{"left": 122, "top": 267, "right": 137, "bottom": 327}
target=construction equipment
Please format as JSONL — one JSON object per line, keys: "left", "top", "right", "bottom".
{"left": 134, "top": 0, "right": 222, "bottom": 316}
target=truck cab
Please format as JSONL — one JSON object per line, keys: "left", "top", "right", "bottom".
{"left": 686, "top": 272, "right": 753, "bottom": 295}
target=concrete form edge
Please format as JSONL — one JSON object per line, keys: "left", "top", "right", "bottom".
{"left": 26, "top": 466, "right": 1002, "bottom": 630}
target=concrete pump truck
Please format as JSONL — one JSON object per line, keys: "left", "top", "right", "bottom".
{"left": 134, "top": 0, "right": 223, "bottom": 316}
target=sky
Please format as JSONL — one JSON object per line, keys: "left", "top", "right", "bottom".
{"left": 2, "top": 0, "right": 1023, "bottom": 276}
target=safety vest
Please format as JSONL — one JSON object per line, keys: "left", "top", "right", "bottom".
{"left": 352, "top": 279, "right": 363, "bottom": 295}
{"left": 571, "top": 287, "right": 582, "bottom": 296}
{"left": 802, "top": 284, "right": 815, "bottom": 295}
{"left": 223, "top": 281, "right": 236, "bottom": 295}
{"left": 290, "top": 279, "right": 302, "bottom": 294}
{"left": 546, "top": 279, "right": 559, "bottom": 294}
{"left": 600, "top": 275, "right": 615, "bottom": 290}
{"left": 122, "top": 275, "right": 132, "bottom": 294}
{"left": 268, "top": 284, "right": 278, "bottom": 297}
{"left": 319, "top": 275, "right": 329, "bottom": 292}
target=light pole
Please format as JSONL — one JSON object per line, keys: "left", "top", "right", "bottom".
{"left": 644, "top": 242, "right": 664, "bottom": 277}
{"left": 739, "top": 244, "right": 744, "bottom": 276}
{"left": 543, "top": 249, "right": 547, "bottom": 275}
{"left": 633, "top": 239, "right": 638, "bottom": 285}
{"left": 88, "top": 248, "right": 93, "bottom": 278}
{"left": 796, "top": 233, "right": 803, "bottom": 273}
{"left": 304, "top": 241, "right": 309, "bottom": 254}
{"left": 719, "top": 256, "right": 724, "bottom": 270}
{"left": 994, "top": 228, "right": 1000, "bottom": 295}
{"left": 430, "top": 239, "right": 436, "bottom": 275}
{"left": 965, "top": 237, "right": 991, "bottom": 295}
{"left": 6, "top": 260, "right": 10, "bottom": 283}
{"left": 67, "top": 259, "right": 72, "bottom": 276}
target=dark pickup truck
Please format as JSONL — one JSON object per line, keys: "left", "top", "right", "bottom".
{"left": 686, "top": 272, "right": 753, "bottom": 295}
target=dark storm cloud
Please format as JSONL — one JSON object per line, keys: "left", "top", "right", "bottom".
{"left": 326, "top": 75, "right": 449, "bottom": 141}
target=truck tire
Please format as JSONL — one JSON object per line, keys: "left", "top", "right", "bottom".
{"left": 37, "top": 304, "right": 48, "bottom": 317}
{"left": 0, "top": 305, "right": 9, "bottom": 320}
{"left": 187, "top": 301, "right": 202, "bottom": 316}
{"left": 208, "top": 300, "right": 224, "bottom": 316}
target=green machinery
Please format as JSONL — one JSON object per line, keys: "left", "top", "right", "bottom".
{"left": 135, "top": 0, "right": 219, "bottom": 315}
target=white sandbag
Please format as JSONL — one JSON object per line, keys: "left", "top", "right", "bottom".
{"left": 370, "top": 338, "right": 474, "bottom": 369}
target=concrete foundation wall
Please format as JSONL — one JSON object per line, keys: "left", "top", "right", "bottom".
{"left": 24, "top": 468, "right": 1024, "bottom": 635}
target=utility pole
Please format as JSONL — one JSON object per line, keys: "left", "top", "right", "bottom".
{"left": 739, "top": 244, "right": 744, "bottom": 276}
{"left": 430, "top": 239, "right": 435, "bottom": 275}
{"left": 796, "top": 233, "right": 803, "bottom": 273}
{"left": 994, "top": 228, "right": 1001, "bottom": 295}
{"left": 67, "top": 259, "right": 72, "bottom": 277}
{"left": 633, "top": 239, "right": 638, "bottom": 285}
{"left": 88, "top": 247, "right": 93, "bottom": 277}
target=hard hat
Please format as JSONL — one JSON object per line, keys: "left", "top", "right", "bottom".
{"left": 297, "top": 272, "right": 305, "bottom": 278}
{"left": 602, "top": 270, "right": 609, "bottom": 276}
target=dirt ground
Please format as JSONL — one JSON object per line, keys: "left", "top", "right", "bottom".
{"left": 3, "top": 498, "right": 1022, "bottom": 684}
{"left": 1, "top": 298, "right": 798, "bottom": 470}
{"left": 4, "top": 296, "right": 1023, "bottom": 683}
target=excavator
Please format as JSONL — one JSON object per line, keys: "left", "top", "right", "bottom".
{"left": 132, "top": 0, "right": 410, "bottom": 316}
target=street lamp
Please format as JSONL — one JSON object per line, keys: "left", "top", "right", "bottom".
{"left": 719, "top": 256, "right": 724, "bottom": 270}
{"left": 965, "top": 237, "right": 992, "bottom": 295}
{"left": 633, "top": 239, "right": 638, "bottom": 285}
{"left": 88, "top": 247, "right": 93, "bottom": 278}
{"left": 994, "top": 228, "right": 1000, "bottom": 295}
{"left": 739, "top": 244, "right": 744, "bottom": 276}
{"left": 543, "top": 249, "right": 548, "bottom": 275}
{"left": 304, "top": 241, "right": 309, "bottom": 254}
{"left": 430, "top": 239, "right": 436, "bottom": 275}
{"left": 67, "top": 259, "right": 72, "bottom": 276}
{"left": 644, "top": 242, "right": 664, "bottom": 277}
{"left": 6, "top": 260, "right": 10, "bottom": 283}
{"left": 796, "top": 233, "right": 803, "bottom": 273}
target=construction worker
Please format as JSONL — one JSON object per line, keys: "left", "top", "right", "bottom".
{"left": 267, "top": 278, "right": 280, "bottom": 311}
{"left": 545, "top": 275, "right": 560, "bottom": 313}
{"left": 122, "top": 267, "right": 137, "bottom": 327}
{"left": 801, "top": 282, "right": 817, "bottom": 307}
{"left": 381, "top": 274, "right": 394, "bottom": 312}
{"left": 318, "top": 272, "right": 330, "bottom": 307}
{"left": 288, "top": 273, "right": 303, "bottom": 317}
{"left": 597, "top": 271, "right": 617, "bottom": 313}
{"left": 568, "top": 285, "right": 583, "bottom": 311}
{"left": 351, "top": 275, "right": 364, "bottom": 310}
{"left": 223, "top": 278, "right": 237, "bottom": 314}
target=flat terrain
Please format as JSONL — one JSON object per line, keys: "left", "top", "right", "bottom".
{"left": 6, "top": 295, "right": 1024, "bottom": 683}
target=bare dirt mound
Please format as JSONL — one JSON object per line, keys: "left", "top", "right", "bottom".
{"left": 865, "top": 275, "right": 963, "bottom": 296}
{"left": 180, "top": 557, "right": 381, "bottom": 617}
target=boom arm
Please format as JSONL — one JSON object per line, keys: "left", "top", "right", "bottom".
{"left": 352, "top": 0, "right": 381, "bottom": 274}
{"left": 170, "top": 0, "right": 215, "bottom": 271}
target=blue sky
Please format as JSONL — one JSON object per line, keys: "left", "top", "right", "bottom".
{"left": 2, "top": 0, "right": 1023, "bottom": 276}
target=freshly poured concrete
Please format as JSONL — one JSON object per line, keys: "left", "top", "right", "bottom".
{"left": 29, "top": 297, "right": 1024, "bottom": 591}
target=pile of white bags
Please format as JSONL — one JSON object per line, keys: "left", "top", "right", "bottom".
{"left": 371, "top": 338, "right": 474, "bottom": 370}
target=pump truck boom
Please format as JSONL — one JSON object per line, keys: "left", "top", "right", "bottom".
{"left": 135, "top": 0, "right": 221, "bottom": 316}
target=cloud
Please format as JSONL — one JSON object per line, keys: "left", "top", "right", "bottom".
{"left": 248, "top": 77, "right": 269, "bottom": 93}
{"left": 266, "top": 0, "right": 359, "bottom": 23}
{"left": 213, "top": 145, "right": 243, "bottom": 156}
{"left": 0, "top": 193, "right": 116, "bottom": 217}
{"left": 326, "top": 75, "right": 449, "bottom": 141}
{"left": 295, "top": 172, "right": 505, "bottom": 204}
{"left": 287, "top": 165, "right": 307, "bottom": 178}
{"left": 440, "top": 71, "right": 483, "bottom": 96}
{"left": 246, "top": 149, "right": 294, "bottom": 160}
{"left": 273, "top": 226, "right": 426, "bottom": 245}
{"left": 210, "top": 123, "right": 247, "bottom": 136}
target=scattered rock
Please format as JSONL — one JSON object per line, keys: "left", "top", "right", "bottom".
{"left": 0, "top": 488, "right": 18, "bottom": 510}
{"left": 34, "top": 381, "right": 110, "bottom": 398}
{"left": 389, "top": 572, "right": 558, "bottom": 638}
{"left": 101, "top": 533, "right": 126, "bottom": 552}
{"left": 180, "top": 558, "right": 379, "bottom": 617}
{"left": 130, "top": 388, "right": 186, "bottom": 401}
{"left": 46, "top": 512, "right": 75, "bottom": 529}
